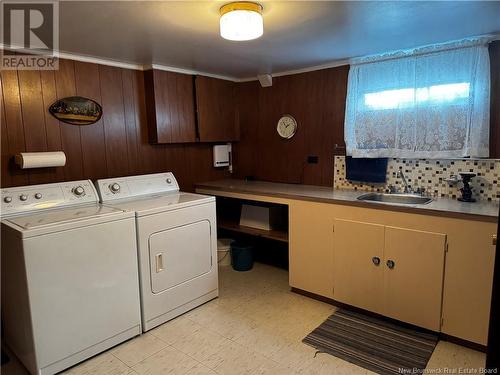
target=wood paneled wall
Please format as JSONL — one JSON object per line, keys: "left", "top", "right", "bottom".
{"left": 233, "top": 41, "right": 500, "bottom": 187}
{"left": 2, "top": 42, "right": 498, "bottom": 190}
{"left": 232, "top": 65, "right": 349, "bottom": 186}
{"left": 0, "top": 58, "right": 228, "bottom": 190}
{"left": 490, "top": 41, "right": 500, "bottom": 159}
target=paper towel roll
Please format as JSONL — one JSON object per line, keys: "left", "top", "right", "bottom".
{"left": 15, "top": 152, "right": 66, "bottom": 169}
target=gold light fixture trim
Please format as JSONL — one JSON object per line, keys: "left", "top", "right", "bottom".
{"left": 219, "top": 2, "right": 264, "bottom": 41}
{"left": 220, "top": 2, "right": 263, "bottom": 17}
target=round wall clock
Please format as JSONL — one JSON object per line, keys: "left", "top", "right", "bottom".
{"left": 276, "top": 115, "right": 297, "bottom": 139}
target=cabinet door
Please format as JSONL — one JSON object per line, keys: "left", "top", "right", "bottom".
{"left": 441, "top": 222, "right": 496, "bottom": 345}
{"left": 196, "top": 76, "right": 239, "bottom": 142}
{"left": 289, "top": 201, "right": 334, "bottom": 298}
{"left": 144, "top": 69, "right": 197, "bottom": 144}
{"left": 333, "top": 219, "right": 385, "bottom": 315}
{"left": 384, "top": 226, "right": 446, "bottom": 331}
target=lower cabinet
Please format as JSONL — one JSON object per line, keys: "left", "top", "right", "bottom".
{"left": 333, "top": 219, "right": 447, "bottom": 331}
{"left": 289, "top": 201, "right": 334, "bottom": 298}
{"left": 333, "top": 220, "right": 385, "bottom": 315}
{"left": 288, "top": 199, "right": 495, "bottom": 344}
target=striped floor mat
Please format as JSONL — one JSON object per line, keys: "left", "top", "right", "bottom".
{"left": 303, "top": 309, "right": 438, "bottom": 375}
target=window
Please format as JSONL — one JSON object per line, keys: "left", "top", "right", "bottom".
{"left": 364, "top": 83, "right": 470, "bottom": 110}
{"left": 344, "top": 43, "right": 490, "bottom": 158}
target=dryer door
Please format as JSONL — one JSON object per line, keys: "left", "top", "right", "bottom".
{"left": 149, "top": 220, "right": 212, "bottom": 293}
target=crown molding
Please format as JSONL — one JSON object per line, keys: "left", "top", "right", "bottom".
{"left": 58, "top": 51, "right": 144, "bottom": 70}
{"left": 0, "top": 44, "right": 144, "bottom": 70}
{"left": 236, "top": 34, "right": 499, "bottom": 81}
{"left": 2, "top": 33, "right": 498, "bottom": 83}
{"left": 236, "top": 58, "right": 351, "bottom": 82}
{"left": 272, "top": 59, "right": 350, "bottom": 78}
{"left": 144, "top": 64, "right": 237, "bottom": 82}
{"left": 0, "top": 44, "right": 240, "bottom": 80}
{"left": 0, "top": 43, "right": 350, "bottom": 82}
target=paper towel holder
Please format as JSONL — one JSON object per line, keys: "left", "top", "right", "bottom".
{"left": 15, "top": 151, "right": 66, "bottom": 169}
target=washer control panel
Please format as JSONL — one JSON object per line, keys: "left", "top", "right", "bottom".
{"left": 96, "top": 172, "right": 179, "bottom": 202}
{"left": 1, "top": 180, "right": 98, "bottom": 215}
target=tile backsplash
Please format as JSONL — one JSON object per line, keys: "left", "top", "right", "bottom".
{"left": 334, "top": 156, "right": 500, "bottom": 202}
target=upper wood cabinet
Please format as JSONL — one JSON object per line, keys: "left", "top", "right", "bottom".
{"left": 144, "top": 71, "right": 239, "bottom": 144}
{"left": 144, "top": 69, "right": 197, "bottom": 144}
{"left": 195, "top": 76, "right": 239, "bottom": 142}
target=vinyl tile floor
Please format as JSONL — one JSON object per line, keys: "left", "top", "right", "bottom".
{"left": 2, "top": 263, "right": 486, "bottom": 375}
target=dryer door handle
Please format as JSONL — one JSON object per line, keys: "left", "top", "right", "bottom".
{"left": 155, "top": 253, "right": 164, "bottom": 273}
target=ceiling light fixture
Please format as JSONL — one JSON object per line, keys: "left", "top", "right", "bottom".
{"left": 220, "top": 2, "right": 263, "bottom": 41}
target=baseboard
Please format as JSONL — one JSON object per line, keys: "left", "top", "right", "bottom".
{"left": 440, "top": 333, "right": 487, "bottom": 353}
{"left": 290, "top": 287, "right": 487, "bottom": 353}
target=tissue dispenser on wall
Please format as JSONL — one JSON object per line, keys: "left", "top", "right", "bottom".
{"left": 15, "top": 152, "right": 66, "bottom": 169}
{"left": 213, "top": 145, "right": 230, "bottom": 167}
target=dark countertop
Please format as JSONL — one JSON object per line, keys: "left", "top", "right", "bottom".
{"left": 196, "top": 179, "right": 499, "bottom": 222}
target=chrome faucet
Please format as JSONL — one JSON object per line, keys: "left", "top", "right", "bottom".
{"left": 397, "top": 170, "right": 411, "bottom": 193}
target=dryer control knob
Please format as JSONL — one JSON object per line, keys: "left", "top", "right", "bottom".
{"left": 110, "top": 183, "right": 121, "bottom": 193}
{"left": 34, "top": 193, "right": 42, "bottom": 199}
{"left": 19, "top": 194, "right": 28, "bottom": 201}
{"left": 4, "top": 196, "right": 12, "bottom": 203}
{"left": 73, "top": 186, "right": 85, "bottom": 196}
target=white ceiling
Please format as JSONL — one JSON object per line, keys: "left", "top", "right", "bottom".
{"left": 59, "top": 1, "right": 500, "bottom": 80}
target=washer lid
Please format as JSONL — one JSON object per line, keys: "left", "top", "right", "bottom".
{"left": 5, "top": 204, "right": 124, "bottom": 230}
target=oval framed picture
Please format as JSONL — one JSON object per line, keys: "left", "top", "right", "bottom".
{"left": 49, "top": 96, "right": 102, "bottom": 125}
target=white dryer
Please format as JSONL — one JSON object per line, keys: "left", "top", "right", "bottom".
{"left": 1, "top": 180, "right": 142, "bottom": 375}
{"left": 96, "top": 172, "right": 218, "bottom": 331}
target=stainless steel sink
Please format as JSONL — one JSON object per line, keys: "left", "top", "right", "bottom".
{"left": 357, "top": 192, "right": 433, "bottom": 205}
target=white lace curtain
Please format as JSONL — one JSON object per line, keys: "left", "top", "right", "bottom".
{"left": 344, "top": 39, "right": 491, "bottom": 158}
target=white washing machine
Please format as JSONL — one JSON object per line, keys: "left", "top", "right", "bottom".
{"left": 1, "top": 180, "right": 142, "bottom": 375}
{"left": 96, "top": 172, "right": 218, "bottom": 331}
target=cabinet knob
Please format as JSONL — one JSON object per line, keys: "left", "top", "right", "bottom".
{"left": 372, "top": 256, "right": 381, "bottom": 266}
{"left": 386, "top": 259, "right": 395, "bottom": 269}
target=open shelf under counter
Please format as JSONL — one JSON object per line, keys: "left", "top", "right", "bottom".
{"left": 217, "top": 219, "right": 288, "bottom": 243}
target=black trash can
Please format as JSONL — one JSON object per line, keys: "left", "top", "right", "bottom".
{"left": 230, "top": 242, "right": 254, "bottom": 271}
